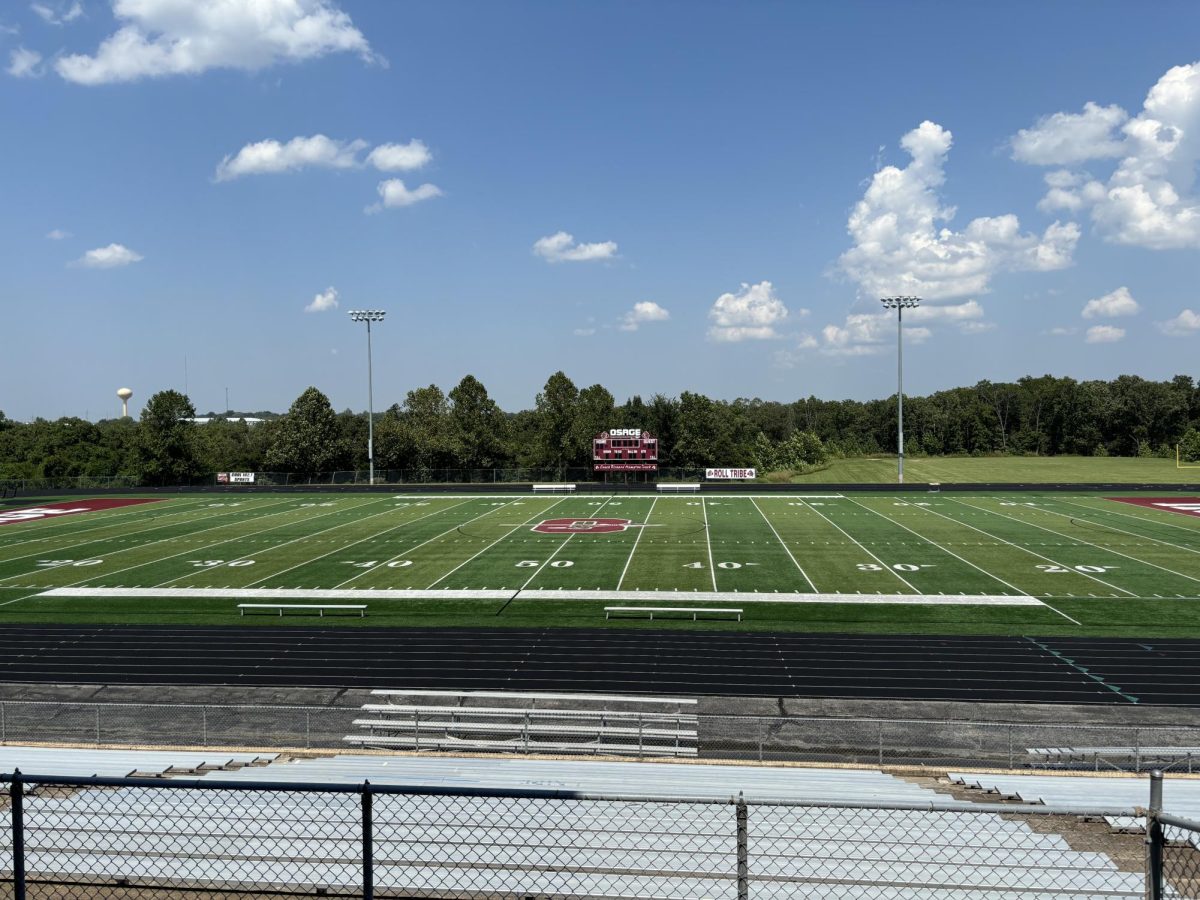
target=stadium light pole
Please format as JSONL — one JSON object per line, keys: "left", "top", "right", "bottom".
{"left": 880, "top": 297, "right": 921, "bottom": 484}
{"left": 348, "top": 310, "right": 386, "bottom": 485}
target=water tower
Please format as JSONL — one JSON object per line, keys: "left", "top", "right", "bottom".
{"left": 117, "top": 387, "right": 133, "bottom": 418}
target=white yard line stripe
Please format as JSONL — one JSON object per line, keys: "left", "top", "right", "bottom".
{"left": 700, "top": 498, "right": 718, "bottom": 592}
{"left": 333, "top": 500, "right": 525, "bottom": 589}
{"left": 0, "top": 498, "right": 213, "bottom": 549}
{"left": 796, "top": 499, "right": 918, "bottom": 592}
{"left": 929, "top": 498, "right": 1137, "bottom": 597}
{"left": 424, "top": 498, "right": 571, "bottom": 590}
{"left": 961, "top": 497, "right": 1200, "bottom": 588}
{"left": 37, "top": 586, "right": 1045, "bottom": 606}
{"left": 1051, "top": 497, "right": 1200, "bottom": 548}
{"left": 518, "top": 496, "right": 618, "bottom": 592}
{"left": 616, "top": 497, "right": 657, "bottom": 591}
{"left": 749, "top": 498, "right": 818, "bottom": 592}
{"left": 247, "top": 499, "right": 475, "bottom": 587}
{"left": 151, "top": 497, "right": 390, "bottom": 587}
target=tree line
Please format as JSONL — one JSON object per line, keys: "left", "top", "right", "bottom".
{"left": 3, "top": 371, "right": 1200, "bottom": 484}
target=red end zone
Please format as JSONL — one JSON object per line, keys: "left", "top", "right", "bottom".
{"left": 0, "top": 498, "right": 164, "bottom": 526}
{"left": 1108, "top": 497, "right": 1200, "bottom": 518}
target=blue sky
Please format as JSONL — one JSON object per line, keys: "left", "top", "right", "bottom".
{"left": 3, "top": 0, "right": 1200, "bottom": 420}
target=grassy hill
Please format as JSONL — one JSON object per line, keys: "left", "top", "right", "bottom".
{"left": 787, "top": 456, "right": 1200, "bottom": 484}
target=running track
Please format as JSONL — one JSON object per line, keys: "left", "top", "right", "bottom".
{"left": 0, "top": 626, "right": 1197, "bottom": 704}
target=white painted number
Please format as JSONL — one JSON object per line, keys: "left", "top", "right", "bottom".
{"left": 516, "top": 560, "right": 574, "bottom": 568}
{"left": 189, "top": 559, "right": 255, "bottom": 568}
{"left": 1036, "top": 564, "right": 1117, "bottom": 574}
{"left": 856, "top": 563, "right": 932, "bottom": 572}
{"left": 36, "top": 559, "right": 102, "bottom": 568}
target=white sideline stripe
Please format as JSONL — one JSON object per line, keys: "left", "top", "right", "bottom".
{"left": 37, "top": 587, "right": 1042, "bottom": 606}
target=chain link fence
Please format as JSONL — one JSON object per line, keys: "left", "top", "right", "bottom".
{"left": 4, "top": 700, "right": 1200, "bottom": 772}
{"left": 1, "top": 770, "right": 1169, "bottom": 899}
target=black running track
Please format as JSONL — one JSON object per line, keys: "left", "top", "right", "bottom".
{"left": 1, "top": 626, "right": 1199, "bottom": 705}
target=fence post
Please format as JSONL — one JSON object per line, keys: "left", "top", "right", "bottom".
{"left": 877, "top": 720, "right": 884, "bottom": 766}
{"left": 95, "top": 707, "right": 101, "bottom": 746}
{"left": 1146, "top": 769, "right": 1164, "bottom": 900}
{"left": 11, "top": 769, "right": 26, "bottom": 900}
{"left": 202, "top": 708, "right": 208, "bottom": 747}
{"left": 305, "top": 710, "right": 311, "bottom": 749}
{"left": 735, "top": 793, "right": 748, "bottom": 900}
{"left": 361, "top": 781, "right": 374, "bottom": 900}
{"left": 1135, "top": 729, "right": 1142, "bottom": 773}
{"left": 1, "top": 700, "right": 6, "bottom": 743}
{"left": 1008, "top": 725, "right": 1014, "bottom": 769}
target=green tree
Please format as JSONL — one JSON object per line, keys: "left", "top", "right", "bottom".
{"left": 449, "top": 375, "right": 507, "bottom": 469}
{"left": 532, "top": 371, "right": 579, "bottom": 476}
{"left": 138, "top": 390, "right": 200, "bottom": 485}
{"left": 265, "top": 387, "right": 346, "bottom": 477}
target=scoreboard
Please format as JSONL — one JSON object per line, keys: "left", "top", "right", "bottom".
{"left": 593, "top": 429, "right": 658, "bottom": 472}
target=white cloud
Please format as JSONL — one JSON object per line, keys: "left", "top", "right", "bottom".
{"left": 31, "top": 1, "right": 82, "bottom": 26}
{"left": 1015, "top": 62, "right": 1200, "bottom": 249}
{"left": 71, "top": 242, "right": 143, "bottom": 268}
{"left": 1047, "top": 326, "right": 1078, "bottom": 336}
{"left": 619, "top": 301, "right": 670, "bottom": 332}
{"left": 906, "top": 299, "right": 985, "bottom": 323}
{"left": 215, "top": 135, "right": 366, "bottom": 181}
{"left": 1085, "top": 324, "right": 1125, "bottom": 344}
{"left": 7, "top": 46, "right": 42, "bottom": 77}
{"left": 45, "top": 228, "right": 71, "bottom": 240}
{"left": 572, "top": 327, "right": 596, "bottom": 337}
{"left": 1159, "top": 309, "right": 1200, "bottom": 336}
{"left": 707, "top": 281, "right": 791, "bottom": 342}
{"left": 365, "top": 178, "right": 442, "bottom": 212}
{"left": 366, "top": 140, "right": 431, "bottom": 172}
{"left": 1010, "top": 102, "right": 1129, "bottom": 165}
{"left": 838, "top": 121, "right": 1078, "bottom": 302}
{"left": 305, "top": 286, "right": 338, "bottom": 313}
{"left": 532, "top": 231, "right": 618, "bottom": 263}
{"left": 818, "top": 300, "right": 988, "bottom": 355}
{"left": 1081, "top": 286, "right": 1140, "bottom": 319}
{"left": 55, "top": 0, "right": 377, "bottom": 85}
{"left": 959, "top": 321, "right": 996, "bottom": 334}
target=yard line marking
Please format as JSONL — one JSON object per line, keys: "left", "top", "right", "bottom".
{"left": 700, "top": 498, "right": 718, "bottom": 591}
{"left": 616, "top": 497, "right": 656, "bottom": 591}
{"left": 423, "top": 498, "right": 571, "bottom": 590}
{"left": 15, "top": 497, "right": 317, "bottom": 589}
{"left": 750, "top": 498, "right": 817, "bottom": 592}
{"left": 0, "top": 497, "right": 214, "bottom": 551}
{"left": 1052, "top": 497, "right": 1200, "bottom": 547}
{"left": 248, "top": 499, "right": 475, "bottom": 587}
{"left": 518, "top": 496, "right": 619, "bottom": 594}
{"left": 959, "top": 497, "right": 1200, "bottom": 588}
{"left": 151, "top": 496, "right": 400, "bottom": 587}
{"left": 927, "top": 499, "right": 1138, "bottom": 598}
{"left": 795, "top": 498, "right": 919, "bottom": 592}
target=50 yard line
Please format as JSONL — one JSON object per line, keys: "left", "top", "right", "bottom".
{"left": 616, "top": 496, "right": 656, "bottom": 590}
{"left": 517, "top": 495, "right": 619, "bottom": 592}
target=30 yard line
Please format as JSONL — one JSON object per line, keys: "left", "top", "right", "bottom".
{"left": 700, "top": 498, "right": 718, "bottom": 592}
{"left": 750, "top": 498, "right": 817, "bottom": 592}
{"left": 795, "top": 499, "right": 918, "bottom": 592}
{"left": 616, "top": 496, "right": 656, "bottom": 591}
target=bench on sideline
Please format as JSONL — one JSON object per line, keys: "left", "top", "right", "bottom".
{"left": 1028, "top": 746, "right": 1200, "bottom": 771}
{"left": 657, "top": 483, "right": 700, "bottom": 493}
{"left": 345, "top": 689, "right": 698, "bottom": 757}
{"left": 606, "top": 606, "right": 742, "bottom": 622}
{"left": 238, "top": 603, "right": 366, "bottom": 618}
{"left": 532, "top": 484, "right": 576, "bottom": 493}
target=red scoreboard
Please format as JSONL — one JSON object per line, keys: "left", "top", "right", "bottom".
{"left": 593, "top": 429, "right": 659, "bottom": 472}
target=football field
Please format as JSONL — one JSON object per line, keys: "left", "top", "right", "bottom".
{"left": 4, "top": 491, "right": 1200, "bottom": 636}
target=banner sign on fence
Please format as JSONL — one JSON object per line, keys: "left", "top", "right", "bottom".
{"left": 217, "top": 472, "right": 256, "bottom": 484}
{"left": 705, "top": 468, "right": 756, "bottom": 480}
{"left": 594, "top": 463, "right": 659, "bottom": 472}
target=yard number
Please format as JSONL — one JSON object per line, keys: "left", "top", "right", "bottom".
{"left": 189, "top": 559, "right": 255, "bottom": 568}
{"left": 1036, "top": 564, "right": 1116, "bottom": 574}
{"left": 683, "top": 561, "right": 758, "bottom": 569}
{"left": 343, "top": 560, "right": 413, "bottom": 568}
{"left": 36, "top": 559, "right": 102, "bottom": 568}
{"left": 516, "top": 560, "right": 574, "bottom": 568}
{"left": 298, "top": 502, "right": 336, "bottom": 508}
{"left": 856, "top": 563, "right": 933, "bottom": 572}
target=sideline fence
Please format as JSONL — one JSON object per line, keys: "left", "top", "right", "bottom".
{"left": 4, "top": 700, "right": 1200, "bottom": 772}
{"left": 2, "top": 769, "right": 1180, "bottom": 899}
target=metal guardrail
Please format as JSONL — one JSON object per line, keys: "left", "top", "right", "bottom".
{"left": 4, "top": 700, "right": 1200, "bottom": 772}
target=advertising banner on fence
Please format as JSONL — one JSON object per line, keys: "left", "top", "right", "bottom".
{"left": 705, "top": 468, "right": 756, "bottom": 480}
{"left": 594, "top": 462, "right": 658, "bottom": 472}
{"left": 217, "top": 472, "right": 256, "bottom": 484}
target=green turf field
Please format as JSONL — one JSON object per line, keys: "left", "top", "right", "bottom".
{"left": 4, "top": 491, "right": 1200, "bottom": 636}
{"left": 788, "top": 455, "right": 1200, "bottom": 483}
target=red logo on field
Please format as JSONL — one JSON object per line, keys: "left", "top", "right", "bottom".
{"left": 533, "top": 517, "right": 633, "bottom": 534}
{"left": 0, "top": 498, "right": 163, "bottom": 526}
{"left": 1109, "top": 497, "right": 1200, "bottom": 518}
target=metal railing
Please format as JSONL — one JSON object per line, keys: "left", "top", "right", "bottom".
{"left": 4, "top": 700, "right": 1200, "bottom": 772}
{"left": 1, "top": 769, "right": 1168, "bottom": 899}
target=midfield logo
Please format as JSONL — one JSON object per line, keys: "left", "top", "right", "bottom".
{"left": 532, "top": 518, "right": 634, "bottom": 534}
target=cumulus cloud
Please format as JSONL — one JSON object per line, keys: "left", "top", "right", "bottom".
{"left": 707, "top": 281, "right": 792, "bottom": 342}
{"left": 572, "top": 327, "right": 596, "bottom": 337}
{"left": 7, "top": 46, "right": 42, "bottom": 77}
{"left": 1082, "top": 286, "right": 1140, "bottom": 319}
{"left": 31, "top": 1, "right": 82, "bottom": 26}
{"left": 1159, "top": 309, "right": 1200, "bottom": 336}
{"left": 365, "top": 178, "right": 442, "bottom": 212}
{"left": 1047, "top": 326, "right": 1079, "bottom": 336}
{"left": 1010, "top": 102, "right": 1129, "bottom": 165}
{"left": 1085, "top": 324, "right": 1125, "bottom": 344}
{"left": 305, "top": 286, "right": 338, "bottom": 313}
{"left": 819, "top": 300, "right": 989, "bottom": 355}
{"left": 366, "top": 140, "right": 431, "bottom": 172}
{"left": 619, "top": 301, "right": 670, "bottom": 332}
{"left": 838, "top": 121, "right": 1078, "bottom": 302}
{"left": 215, "top": 135, "right": 366, "bottom": 181}
{"left": 55, "top": 0, "right": 377, "bottom": 85}
{"left": 71, "top": 243, "right": 143, "bottom": 268}
{"left": 1014, "top": 62, "right": 1200, "bottom": 249}
{"left": 45, "top": 228, "right": 71, "bottom": 240}
{"left": 532, "top": 231, "right": 618, "bottom": 263}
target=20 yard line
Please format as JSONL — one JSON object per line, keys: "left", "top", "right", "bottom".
{"left": 700, "top": 498, "right": 718, "bottom": 592}
{"left": 750, "top": 498, "right": 817, "bottom": 592}
{"left": 616, "top": 497, "right": 656, "bottom": 591}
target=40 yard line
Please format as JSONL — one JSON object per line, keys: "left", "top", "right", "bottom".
{"left": 750, "top": 498, "right": 817, "bottom": 592}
